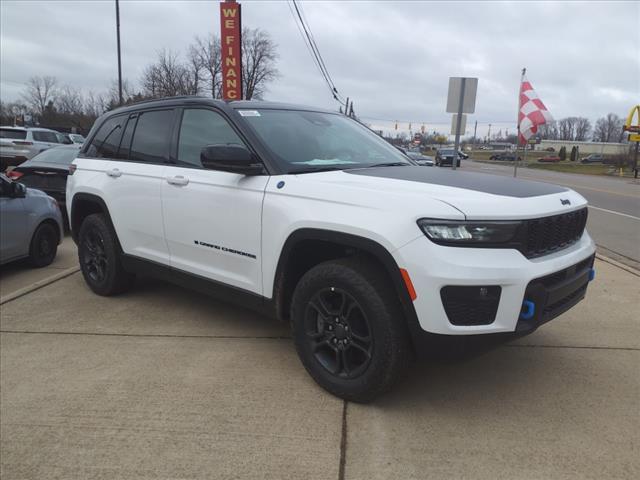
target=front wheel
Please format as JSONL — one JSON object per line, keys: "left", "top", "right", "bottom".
{"left": 291, "top": 258, "right": 412, "bottom": 402}
{"left": 78, "top": 213, "right": 134, "bottom": 296}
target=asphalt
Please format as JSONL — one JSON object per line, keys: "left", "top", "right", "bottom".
{"left": 463, "top": 160, "right": 640, "bottom": 269}
{"left": 1, "top": 239, "right": 638, "bottom": 479}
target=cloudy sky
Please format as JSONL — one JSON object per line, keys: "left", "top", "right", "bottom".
{"left": 1, "top": 0, "right": 638, "bottom": 137}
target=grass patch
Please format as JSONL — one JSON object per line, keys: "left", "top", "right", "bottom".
{"left": 525, "top": 162, "right": 615, "bottom": 176}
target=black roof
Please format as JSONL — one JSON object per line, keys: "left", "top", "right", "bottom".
{"left": 107, "top": 95, "right": 335, "bottom": 116}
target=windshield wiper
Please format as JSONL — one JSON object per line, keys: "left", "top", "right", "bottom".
{"left": 365, "top": 162, "right": 412, "bottom": 168}
{"left": 290, "top": 166, "right": 347, "bottom": 174}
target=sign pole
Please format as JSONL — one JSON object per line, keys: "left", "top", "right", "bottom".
{"left": 220, "top": 0, "right": 242, "bottom": 100}
{"left": 452, "top": 78, "right": 466, "bottom": 171}
{"left": 514, "top": 67, "right": 526, "bottom": 178}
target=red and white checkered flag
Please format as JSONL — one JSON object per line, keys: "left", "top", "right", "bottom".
{"left": 518, "top": 75, "right": 553, "bottom": 145}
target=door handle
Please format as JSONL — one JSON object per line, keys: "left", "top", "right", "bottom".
{"left": 106, "top": 168, "right": 122, "bottom": 178}
{"left": 166, "top": 175, "right": 189, "bottom": 186}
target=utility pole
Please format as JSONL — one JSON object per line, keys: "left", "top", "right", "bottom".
{"left": 473, "top": 120, "right": 478, "bottom": 147}
{"left": 115, "top": 0, "right": 123, "bottom": 105}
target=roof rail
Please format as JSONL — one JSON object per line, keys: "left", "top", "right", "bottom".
{"left": 117, "top": 95, "right": 212, "bottom": 109}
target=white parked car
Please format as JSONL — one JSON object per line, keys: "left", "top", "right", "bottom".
{"left": 67, "top": 98, "right": 597, "bottom": 402}
{"left": 0, "top": 126, "right": 62, "bottom": 170}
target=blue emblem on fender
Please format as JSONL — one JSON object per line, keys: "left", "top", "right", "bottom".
{"left": 277, "top": 181, "right": 285, "bottom": 189}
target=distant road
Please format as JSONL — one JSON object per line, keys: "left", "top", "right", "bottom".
{"left": 462, "top": 160, "right": 640, "bottom": 269}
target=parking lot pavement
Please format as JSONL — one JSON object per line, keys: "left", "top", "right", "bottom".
{"left": 0, "top": 236, "right": 78, "bottom": 302}
{"left": 1, "top": 258, "right": 639, "bottom": 479}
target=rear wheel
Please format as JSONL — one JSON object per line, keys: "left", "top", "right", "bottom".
{"left": 78, "top": 213, "right": 134, "bottom": 296}
{"left": 28, "top": 222, "right": 58, "bottom": 267}
{"left": 291, "top": 257, "right": 412, "bottom": 402}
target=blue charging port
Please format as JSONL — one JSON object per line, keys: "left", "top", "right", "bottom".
{"left": 520, "top": 300, "right": 535, "bottom": 320}
{"left": 589, "top": 268, "right": 596, "bottom": 282}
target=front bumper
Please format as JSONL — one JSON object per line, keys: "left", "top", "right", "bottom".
{"left": 395, "top": 231, "right": 596, "bottom": 335}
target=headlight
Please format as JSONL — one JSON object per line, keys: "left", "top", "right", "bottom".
{"left": 417, "top": 219, "right": 522, "bottom": 245}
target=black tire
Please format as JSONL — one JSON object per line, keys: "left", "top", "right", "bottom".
{"left": 28, "top": 222, "right": 58, "bottom": 267}
{"left": 78, "top": 213, "right": 134, "bottom": 296}
{"left": 291, "top": 257, "right": 412, "bottom": 402}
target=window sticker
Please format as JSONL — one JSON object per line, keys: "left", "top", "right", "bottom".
{"left": 238, "top": 110, "right": 261, "bottom": 117}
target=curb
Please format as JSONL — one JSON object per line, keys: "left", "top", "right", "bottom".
{"left": 595, "top": 253, "right": 640, "bottom": 278}
{"left": 0, "top": 266, "right": 80, "bottom": 305}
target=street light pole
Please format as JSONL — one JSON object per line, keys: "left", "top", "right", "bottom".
{"left": 115, "top": 0, "right": 123, "bottom": 105}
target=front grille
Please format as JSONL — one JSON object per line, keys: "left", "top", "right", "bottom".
{"left": 441, "top": 286, "right": 501, "bottom": 326}
{"left": 522, "top": 208, "right": 588, "bottom": 258}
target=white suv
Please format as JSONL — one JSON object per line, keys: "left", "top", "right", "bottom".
{"left": 67, "top": 97, "right": 596, "bottom": 401}
{"left": 1, "top": 126, "right": 62, "bottom": 170}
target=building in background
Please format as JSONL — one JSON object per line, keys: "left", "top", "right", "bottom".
{"left": 535, "top": 140, "right": 628, "bottom": 155}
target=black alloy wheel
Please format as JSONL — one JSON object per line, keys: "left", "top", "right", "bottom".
{"left": 305, "top": 287, "right": 373, "bottom": 379}
{"left": 78, "top": 213, "right": 135, "bottom": 296}
{"left": 81, "top": 227, "right": 108, "bottom": 284}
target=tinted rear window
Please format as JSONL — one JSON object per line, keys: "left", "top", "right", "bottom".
{"left": 86, "top": 115, "right": 126, "bottom": 158}
{"left": 29, "top": 147, "right": 78, "bottom": 164}
{"left": 129, "top": 110, "right": 173, "bottom": 163}
{"left": 32, "top": 131, "right": 59, "bottom": 143}
{"left": 0, "top": 129, "right": 27, "bottom": 140}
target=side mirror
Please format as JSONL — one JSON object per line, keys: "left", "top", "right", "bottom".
{"left": 200, "top": 144, "right": 264, "bottom": 175}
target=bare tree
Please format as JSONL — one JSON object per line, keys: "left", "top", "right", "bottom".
{"left": 539, "top": 122, "right": 559, "bottom": 140}
{"left": 140, "top": 49, "right": 197, "bottom": 98}
{"left": 574, "top": 117, "right": 592, "bottom": 141}
{"left": 56, "top": 85, "right": 84, "bottom": 116}
{"left": 593, "top": 113, "right": 624, "bottom": 142}
{"left": 21, "top": 76, "right": 58, "bottom": 115}
{"left": 190, "top": 34, "right": 222, "bottom": 98}
{"left": 558, "top": 117, "right": 577, "bottom": 140}
{"left": 241, "top": 27, "right": 280, "bottom": 100}
{"left": 84, "top": 91, "right": 106, "bottom": 119}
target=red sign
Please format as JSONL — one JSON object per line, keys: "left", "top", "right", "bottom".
{"left": 220, "top": 1, "right": 242, "bottom": 100}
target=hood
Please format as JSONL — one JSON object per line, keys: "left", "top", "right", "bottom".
{"left": 293, "top": 166, "right": 587, "bottom": 220}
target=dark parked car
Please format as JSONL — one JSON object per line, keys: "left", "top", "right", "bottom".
{"left": 489, "top": 152, "right": 521, "bottom": 161}
{"left": 435, "top": 149, "right": 461, "bottom": 167}
{"left": 6, "top": 145, "right": 79, "bottom": 217}
{"left": 581, "top": 154, "right": 604, "bottom": 164}
{"left": 537, "top": 155, "right": 562, "bottom": 163}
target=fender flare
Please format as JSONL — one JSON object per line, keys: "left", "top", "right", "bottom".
{"left": 272, "top": 228, "right": 421, "bottom": 340}
{"left": 69, "top": 193, "right": 118, "bottom": 247}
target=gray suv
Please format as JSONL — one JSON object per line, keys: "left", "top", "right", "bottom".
{"left": 0, "top": 173, "right": 64, "bottom": 267}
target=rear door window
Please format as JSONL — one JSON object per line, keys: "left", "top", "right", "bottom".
{"left": 85, "top": 116, "right": 126, "bottom": 158}
{"left": 129, "top": 110, "right": 174, "bottom": 163}
{"left": 32, "top": 131, "right": 59, "bottom": 143}
{"left": 115, "top": 114, "right": 138, "bottom": 160}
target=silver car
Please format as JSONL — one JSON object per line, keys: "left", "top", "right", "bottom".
{"left": 0, "top": 126, "right": 62, "bottom": 170}
{"left": 0, "top": 173, "right": 64, "bottom": 267}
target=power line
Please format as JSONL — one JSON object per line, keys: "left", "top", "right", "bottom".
{"left": 296, "top": 0, "right": 345, "bottom": 104}
{"left": 288, "top": 0, "right": 345, "bottom": 106}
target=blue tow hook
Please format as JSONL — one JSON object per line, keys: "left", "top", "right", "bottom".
{"left": 589, "top": 268, "right": 596, "bottom": 282}
{"left": 520, "top": 300, "right": 536, "bottom": 320}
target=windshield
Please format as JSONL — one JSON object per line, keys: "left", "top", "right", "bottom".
{"left": 70, "top": 134, "right": 85, "bottom": 143}
{"left": 439, "top": 149, "right": 455, "bottom": 155}
{"left": 238, "top": 109, "right": 411, "bottom": 173}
